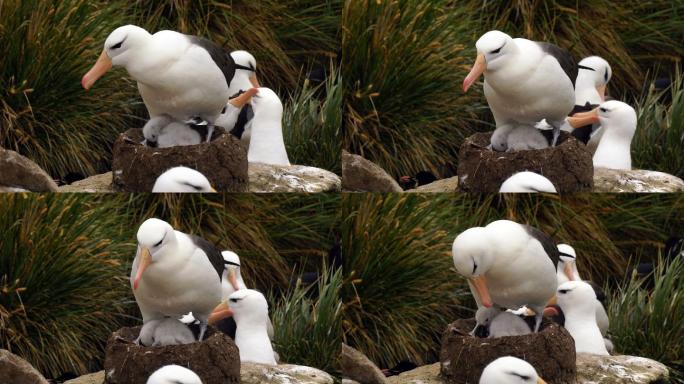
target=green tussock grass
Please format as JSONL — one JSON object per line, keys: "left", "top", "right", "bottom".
{"left": 0, "top": 194, "right": 134, "bottom": 378}
{"left": 608, "top": 254, "right": 684, "bottom": 383}
{"left": 0, "top": 193, "right": 340, "bottom": 377}
{"left": 272, "top": 266, "right": 343, "bottom": 374}
{"left": 342, "top": 0, "right": 486, "bottom": 178}
{"left": 341, "top": 193, "right": 684, "bottom": 369}
{"left": 284, "top": 66, "right": 342, "bottom": 174}
{"left": 0, "top": 0, "right": 139, "bottom": 179}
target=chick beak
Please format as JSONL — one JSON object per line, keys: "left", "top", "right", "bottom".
{"left": 82, "top": 50, "right": 113, "bottom": 90}
{"left": 208, "top": 302, "right": 234, "bottom": 325}
{"left": 133, "top": 247, "right": 152, "bottom": 290}
{"left": 469, "top": 275, "right": 492, "bottom": 307}
{"left": 463, "top": 53, "right": 486, "bottom": 92}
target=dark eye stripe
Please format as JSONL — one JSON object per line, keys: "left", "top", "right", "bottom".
{"left": 578, "top": 64, "right": 596, "bottom": 71}
{"left": 224, "top": 261, "right": 240, "bottom": 267}
{"left": 559, "top": 252, "right": 575, "bottom": 259}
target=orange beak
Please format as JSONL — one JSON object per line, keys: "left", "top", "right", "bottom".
{"left": 133, "top": 247, "right": 152, "bottom": 290}
{"left": 208, "top": 301, "right": 234, "bottom": 325}
{"left": 82, "top": 50, "right": 113, "bottom": 90}
{"left": 228, "top": 269, "right": 240, "bottom": 292}
{"left": 564, "top": 263, "right": 575, "bottom": 281}
{"left": 470, "top": 275, "right": 492, "bottom": 307}
{"left": 566, "top": 108, "right": 599, "bottom": 128}
{"left": 228, "top": 87, "right": 258, "bottom": 108}
{"left": 596, "top": 84, "right": 607, "bottom": 102}
{"left": 538, "top": 378, "right": 547, "bottom": 384}
{"left": 463, "top": 53, "right": 486, "bottom": 92}
{"left": 546, "top": 295, "right": 558, "bottom": 306}
{"left": 249, "top": 74, "right": 260, "bottom": 88}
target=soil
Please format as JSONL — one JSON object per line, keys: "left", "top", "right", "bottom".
{"left": 104, "top": 326, "right": 240, "bottom": 384}
{"left": 457, "top": 132, "right": 593, "bottom": 192}
{"left": 111, "top": 128, "right": 248, "bottom": 192}
{"left": 439, "top": 318, "right": 576, "bottom": 384}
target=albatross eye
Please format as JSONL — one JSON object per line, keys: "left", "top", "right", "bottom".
{"left": 558, "top": 289, "right": 570, "bottom": 294}
{"left": 230, "top": 298, "right": 240, "bottom": 303}
{"left": 154, "top": 238, "right": 163, "bottom": 247}
{"left": 600, "top": 107, "right": 608, "bottom": 113}
{"left": 490, "top": 47, "right": 502, "bottom": 54}
{"left": 111, "top": 41, "right": 124, "bottom": 50}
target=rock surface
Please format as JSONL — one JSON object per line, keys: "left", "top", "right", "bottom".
{"left": 241, "top": 363, "right": 334, "bottom": 384}
{"left": 104, "top": 326, "right": 240, "bottom": 384}
{"left": 65, "top": 364, "right": 334, "bottom": 384}
{"left": 440, "top": 318, "right": 576, "bottom": 384}
{"left": 387, "top": 363, "right": 441, "bottom": 384}
{"left": 407, "top": 176, "right": 459, "bottom": 193}
{"left": 593, "top": 168, "right": 684, "bottom": 192}
{"left": 457, "top": 131, "right": 593, "bottom": 192}
{"left": 0, "top": 349, "right": 49, "bottom": 384}
{"left": 0, "top": 148, "right": 58, "bottom": 192}
{"left": 576, "top": 353, "right": 669, "bottom": 384}
{"left": 340, "top": 343, "right": 388, "bottom": 384}
{"left": 112, "top": 128, "right": 248, "bottom": 192}
{"left": 57, "top": 166, "right": 340, "bottom": 193}
{"left": 342, "top": 151, "right": 402, "bottom": 192}
{"left": 249, "top": 163, "right": 341, "bottom": 192}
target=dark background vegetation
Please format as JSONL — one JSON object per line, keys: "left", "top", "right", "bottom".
{"left": 0, "top": 193, "right": 341, "bottom": 378}
{"left": 342, "top": 0, "right": 684, "bottom": 180}
{"left": 0, "top": 0, "right": 342, "bottom": 179}
{"left": 341, "top": 193, "right": 684, "bottom": 382}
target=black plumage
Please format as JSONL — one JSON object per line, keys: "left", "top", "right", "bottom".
{"left": 187, "top": 35, "right": 236, "bottom": 87}
{"left": 536, "top": 42, "right": 577, "bottom": 86}
{"left": 522, "top": 224, "right": 560, "bottom": 268}
{"left": 188, "top": 235, "right": 225, "bottom": 280}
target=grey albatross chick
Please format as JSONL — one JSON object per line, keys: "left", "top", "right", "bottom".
{"left": 131, "top": 218, "right": 224, "bottom": 342}
{"left": 463, "top": 30, "right": 576, "bottom": 150}
{"left": 82, "top": 25, "right": 238, "bottom": 142}
{"left": 452, "top": 220, "right": 559, "bottom": 332}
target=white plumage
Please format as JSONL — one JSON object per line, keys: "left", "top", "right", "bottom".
{"left": 499, "top": 172, "right": 557, "bottom": 193}
{"left": 593, "top": 101, "right": 637, "bottom": 170}
{"left": 452, "top": 220, "right": 558, "bottom": 332}
{"left": 479, "top": 356, "right": 546, "bottom": 384}
{"left": 248, "top": 88, "right": 290, "bottom": 166}
{"left": 131, "top": 218, "right": 223, "bottom": 341}
{"left": 221, "top": 250, "right": 246, "bottom": 300}
{"left": 463, "top": 30, "right": 575, "bottom": 150}
{"left": 556, "top": 281, "right": 609, "bottom": 355}
{"left": 229, "top": 289, "right": 277, "bottom": 365}
{"left": 152, "top": 167, "right": 214, "bottom": 193}
{"left": 576, "top": 56, "right": 612, "bottom": 153}
{"left": 147, "top": 365, "right": 202, "bottom": 384}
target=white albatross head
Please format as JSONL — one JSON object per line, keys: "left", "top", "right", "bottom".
{"left": 556, "top": 280, "right": 597, "bottom": 315}
{"left": 133, "top": 218, "right": 176, "bottom": 290}
{"left": 463, "top": 30, "right": 516, "bottom": 92}
{"left": 452, "top": 226, "right": 496, "bottom": 307}
{"left": 499, "top": 172, "right": 557, "bottom": 193}
{"left": 152, "top": 167, "right": 215, "bottom": 193}
{"left": 479, "top": 356, "right": 546, "bottom": 384}
{"left": 230, "top": 50, "right": 260, "bottom": 89}
{"left": 556, "top": 243, "right": 580, "bottom": 283}
{"left": 222, "top": 250, "right": 245, "bottom": 292}
{"left": 146, "top": 364, "right": 202, "bottom": 384}
{"left": 82, "top": 25, "right": 152, "bottom": 90}
{"left": 576, "top": 56, "right": 612, "bottom": 103}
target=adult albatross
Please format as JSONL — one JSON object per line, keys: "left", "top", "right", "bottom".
{"left": 82, "top": 25, "right": 236, "bottom": 142}
{"left": 463, "top": 30, "right": 576, "bottom": 150}
{"left": 131, "top": 218, "right": 224, "bottom": 341}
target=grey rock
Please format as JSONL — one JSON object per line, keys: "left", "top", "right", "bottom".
{"left": 240, "top": 363, "right": 334, "bottom": 384}
{"left": 64, "top": 371, "right": 104, "bottom": 384}
{"left": 342, "top": 151, "right": 402, "bottom": 192}
{"left": 57, "top": 172, "right": 115, "bottom": 193}
{"left": 340, "top": 343, "right": 388, "bottom": 384}
{"left": 387, "top": 363, "right": 441, "bottom": 384}
{"left": 576, "top": 353, "right": 669, "bottom": 384}
{"left": 407, "top": 176, "right": 459, "bottom": 193}
{"left": 249, "top": 163, "right": 341, "bottom": 193}
{"left": 0, "top": 148, "right": 58, "bottom": 192}
{"left": 593, "top": 168, "right": 684, "bottom": 192}
{"left": 0, "top": 349, "right": 49, "bottom": 384}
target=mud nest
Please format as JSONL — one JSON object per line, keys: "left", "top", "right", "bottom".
{"left": 439, "top": 318, "right": 576, "bottom": 384}
{"left": 457, "top": 131, "right": 593, "bottom": 192}
{"left": 104, "top": 326, "right": 240, "bottom": 384}
{"left": 112, "top": 128, "right": 248, "bottom": 192}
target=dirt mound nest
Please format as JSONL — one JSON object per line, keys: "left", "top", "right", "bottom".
{"left": 112, "top": 128, "right": 248, "bottom": 192}
{"left": 457, "top": 131, "right": 593, "bottom": 192}
{"left": 439, "top": 318, "right": 576, "bottom": 384}
{"left": 104, "top": 326, "right": 240, "bottom": 384}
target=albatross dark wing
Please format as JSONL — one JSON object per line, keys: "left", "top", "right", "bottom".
{"left": 536, "top": 42, "right": 577, "bottom": 85}
{"left": 187, "top": 35, "right": 236, "bottom": 87}
{"left": 521, "top": 224, "right": 560, "bottom": 268}
{"left": 189, "top": 234, "right": 225, "bottom": 280}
